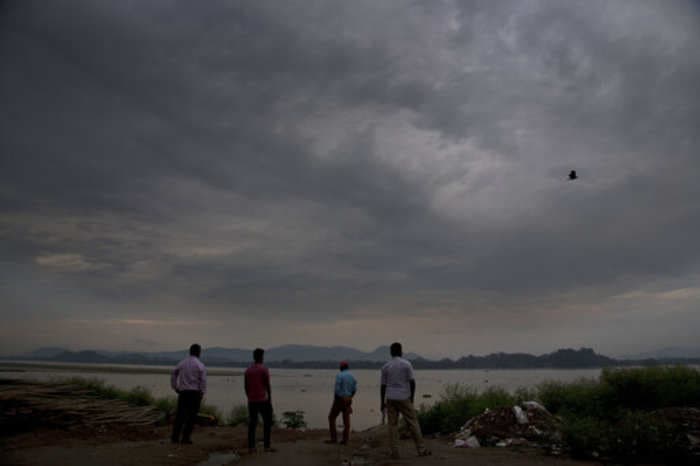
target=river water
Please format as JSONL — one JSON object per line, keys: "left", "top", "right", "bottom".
{"left": 2, "top": 362, "right": 601, "bottom": 429}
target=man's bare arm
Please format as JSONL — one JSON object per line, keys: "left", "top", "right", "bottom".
{"left": 410, "top": 379, "right": 416, "bottom": 404}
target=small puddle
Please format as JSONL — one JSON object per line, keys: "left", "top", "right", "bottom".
{"left": 196, "top": 451, "right": 240, "bottom": 466}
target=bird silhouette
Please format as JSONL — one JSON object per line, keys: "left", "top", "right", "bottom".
{"left": 568, "top": 170, "right": 578, "bottom": 180}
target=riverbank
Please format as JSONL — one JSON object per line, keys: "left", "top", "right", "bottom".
{"left": 0, "top": 378, "right": 597, "bottom": 466}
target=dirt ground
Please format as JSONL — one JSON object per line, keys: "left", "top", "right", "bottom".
{"left": 2, "top": 424, "right": 600, "bottom": 466}
{"left": 1, "top": 379, "right": 599, "bottom": 466}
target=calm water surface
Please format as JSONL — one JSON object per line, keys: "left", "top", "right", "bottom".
{"left": 3, "top": 363, "right": 601, "bottom": 429}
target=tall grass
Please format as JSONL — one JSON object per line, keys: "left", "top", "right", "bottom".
{"left": 59, "top": 376, "right": 221, "bottom": 423}
{"left": 417, "top": 366, "right": 700, "bottom": 462}
{"left": 418, "top": 385, "right": 516, "bottom": 434}
{"left": 539, "top": 366, "right": 700, "bottom": 420}
{"left": 227, "top": 404, "right": 249, "bottom": 427}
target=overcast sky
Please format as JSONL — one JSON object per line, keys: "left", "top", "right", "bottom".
{"left": 1, "top": 0, "right": 699, "bottom": 358}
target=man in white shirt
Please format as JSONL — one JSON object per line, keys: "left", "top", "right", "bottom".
{"left": 380, "top": 342, "right": 430, "bottom": 459}
{"left": 170, "top": 343, "right": 207, "bottom": 444}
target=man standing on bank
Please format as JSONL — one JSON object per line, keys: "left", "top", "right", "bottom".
{"left": 327, "top": 360, "right": 357, "bottom": 444}
{"left": 171, "top": 343, "right": 207, "bottom": 444}
{"left": 380, "top": 342, "right": 431, "bottom": 459}
{"left": 245, "top": 348, "right": 275, "bottom": 453}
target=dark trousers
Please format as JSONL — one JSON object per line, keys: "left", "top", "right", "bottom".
{"left": 171, "top": 390, "right": 202, "bottom": 443}
{"left": 248, "top": 400, "right": 273, "bottom": 450}
{"left": 328, "top": 396, "right": 352, "bottom": 443}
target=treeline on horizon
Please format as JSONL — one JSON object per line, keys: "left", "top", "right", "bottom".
{"left": 9, "top": 347, "right": 700, "bottom": 370}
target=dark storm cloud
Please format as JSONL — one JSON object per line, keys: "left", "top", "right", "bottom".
{"left": 1, "top": 0, "right": 700, "bottom": 353}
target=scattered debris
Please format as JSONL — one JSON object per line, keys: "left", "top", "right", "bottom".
{"left": 454, "top": 436, "right": 480, "bottom": 448}
{"left": 453, "top": 401, "right": 562, "bottom": 450}
{"left": 513, "top": 406, "right": 528, "bottom": 425}
{"left": 654, "top": 407, "right": 700, "bottom": 455}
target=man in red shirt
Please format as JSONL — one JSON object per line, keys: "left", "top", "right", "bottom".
{"left": 244, "top": 348, "right": 274, "bottom": 453}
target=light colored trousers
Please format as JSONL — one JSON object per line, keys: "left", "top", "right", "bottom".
{"left": 386, "top": 399, "right": 426, "bottom": 454}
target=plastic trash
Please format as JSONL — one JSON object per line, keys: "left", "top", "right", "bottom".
{"left": 522, "top": 401, "right": 547, "bottom": 412}
{"left": 466, "top": 436, "right": 480, "bottom": 448}
{"left": 513, "top": 406, "right": 528, "bottom": 425}
{"left": 455, "top": 436, "right": 480, "bottom": 448}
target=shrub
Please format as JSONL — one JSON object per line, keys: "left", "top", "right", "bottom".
{"left": 124, "top": 386, "right": 155, "bottom": 406}
{"left": 227, "top": 404, "right": 249, "bottom": 427}
{"left": 198, "top": 403, "right": 223, "bottom": 424}
{"left": 539, "top": 367, "right": 700, "bottom": 463}
{"left": 601, "top": 366, "right": 700, "bottom": 411}
{"left": 561, "top": 416, "right": 609, "bottom": 458}
{"left": 154, "top": 396, "right": 177, "bottom": 415}
{"left": 562, "top": 411, "right": 689, "bottom": 463}
{"left": 537, "top": 378, "right": 615, "bottom": 420}
{"left": 281, "top": 410, "right": 307, "bottom": 429}
{"left": 62, "top": 377, "right": 122, "bottom": 399}
{"left": 418, "top": 384, "right": 516, "bottom": 435}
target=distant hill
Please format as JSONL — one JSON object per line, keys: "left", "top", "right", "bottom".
{"left": 12, "top": 345, "right": 420, "bottom": 365}
{"left": 4, "top": 345, "right": 670, "bottom": 369}
{"left": 25, "top": 347, "right": 70, "bottom": 359}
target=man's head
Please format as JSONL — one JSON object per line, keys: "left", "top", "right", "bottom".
{"left": 189, "top": 344, "right": 202, "bottom": 357}
{"left": 339, "top": 361, "right": 349, "bottom": 371}
{"left": 390, "top": 342, "right": 402, "bottom": 357}
{"left": 253, "top": 348, "right": 264, "bottom": 364}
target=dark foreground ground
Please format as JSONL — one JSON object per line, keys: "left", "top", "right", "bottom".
{"left": 0, "top": 378, "right": 599, "bottom": 466}
{"left": 2, "top": 424, "right": 600, "bottom": 466}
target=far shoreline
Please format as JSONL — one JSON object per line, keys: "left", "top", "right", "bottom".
{"left": 0, "top": 361, "right": 243, "bottom": 376}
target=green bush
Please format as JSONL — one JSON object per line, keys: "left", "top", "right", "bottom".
{"left": 601, "top": 366, "right": 700, "bottom": 411}
{"left": 561, "top": 416, "right": 609, "bottom": 457}
{"left": 418, "top": 384, "right": 516, "bottom": 434}
{"left": 539, "top": 367, "right": 700, "bottom": 463}
{"left": 62, "top": 377, "right": 122, "bottom": 399}
{"left": 124, "top": 386, "right": 155, "bottom": 406}
{"left": 417, "top": 367, "right": 700, "bottom": 462}
{"left": 562, "top": 411, "right": 689, "bottom": 463}
{"left": 281, "top": 410, "right": 307, "bottom": 429}
{"left": 154, "top": 396, "right": 177, "bottom": 415}
{"left": 537, "top": 378, "right": 616, "bottom": 419}
{"left": 198, "top": 403, "right": 223, "bottom": 423}
{"left": 227, "top": 404, "right": 249, "bottom": 427}
{"left": 537, "top": 366, "right": 700, "bottom": 421}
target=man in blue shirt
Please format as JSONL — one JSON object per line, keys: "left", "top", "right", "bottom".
{"left": 327, "top": 361, "right": 357, "bottom": 444}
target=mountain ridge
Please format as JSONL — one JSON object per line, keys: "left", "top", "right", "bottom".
{"left": 7, "top": 346, "right": 693, "bottom": 369}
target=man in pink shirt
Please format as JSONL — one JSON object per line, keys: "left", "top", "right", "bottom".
{"left": 170, "top": 343, "right": 207, "bottom": 444}
{"left": 245, "top": 348, "right": 274, "bottom": 453}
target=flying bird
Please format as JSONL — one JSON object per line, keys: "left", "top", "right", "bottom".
{"left": 568, "top": 170, "right": 578, "bottom": 181}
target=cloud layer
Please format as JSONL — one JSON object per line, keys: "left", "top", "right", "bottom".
{"left": 2, "top": 0, "right": 700, "bottom": 356}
